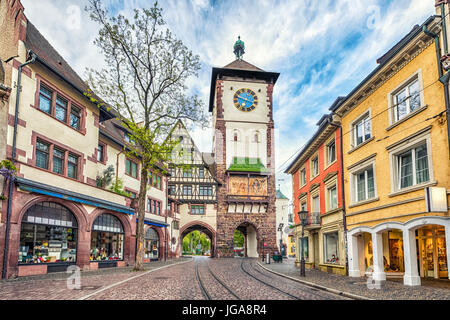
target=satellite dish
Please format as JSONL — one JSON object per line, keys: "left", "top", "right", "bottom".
{"left": 284, "top": 226, "right": 292, "bottom": 234}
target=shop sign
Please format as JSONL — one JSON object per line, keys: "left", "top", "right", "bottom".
{"left": 425, "top": 187, "right": 448, "bottom": 212}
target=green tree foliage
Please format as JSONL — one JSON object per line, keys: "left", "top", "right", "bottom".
{"left": 182, "top": 231, "right": 210, "bottom": 255}
{"left": 85, "top": 0, "right": 208, "bottom": 270}
{"left": 96, "top": 165, "right": 115, "bottom": 188}
{"left": 233, "top": 230, "right": 244, "bottom": 248}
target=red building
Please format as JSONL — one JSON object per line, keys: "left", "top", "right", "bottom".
{"left": 285, "top": 111, "right": 347, "bottom": 275}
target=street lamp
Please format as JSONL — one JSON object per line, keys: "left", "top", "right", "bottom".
{"left": 297, "top": 210, "right": 309, "bottom": 277}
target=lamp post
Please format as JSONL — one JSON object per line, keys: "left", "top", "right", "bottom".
{"left": 297, "top": 211, "right": 308, "bottom": 277}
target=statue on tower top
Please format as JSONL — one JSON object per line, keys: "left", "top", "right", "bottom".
{"left": 233, "top": 36, "right": 245, "bottom": 60}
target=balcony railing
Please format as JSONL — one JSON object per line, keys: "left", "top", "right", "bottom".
{"left": 306, "top": 212, "right": 321, "bottom": 228}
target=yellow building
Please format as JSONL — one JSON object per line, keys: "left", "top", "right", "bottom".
{"left": 331, "top": 15, "right": 450, "bottom": 286}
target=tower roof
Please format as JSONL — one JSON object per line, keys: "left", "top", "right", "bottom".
{"left": 276, "top": 189, "right": 288, "bottom": 200}
{"left": 223, "top": 59, "right": 264, "bottom": 72}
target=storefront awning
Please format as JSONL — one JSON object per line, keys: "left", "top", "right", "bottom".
{"left": 15, "top": 177, "right": 135, "bottom": 215}
{"left": 139, "top": 218, "right": 169, "bottom": 228}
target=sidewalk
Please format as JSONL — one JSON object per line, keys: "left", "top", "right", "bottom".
{"left": 261, "top": 258, "right": 450, "bottom": 300}
{"left": 0, "top": 257, "right": 192, "bottom": 300}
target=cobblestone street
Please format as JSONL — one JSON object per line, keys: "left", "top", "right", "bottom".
{"left": 263, "top": 258, "right": 450, "bottom": 300}
{"left": 0, "top": 257, "right": 348, "bottom": 300}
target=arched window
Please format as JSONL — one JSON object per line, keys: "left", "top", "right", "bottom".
{"left": 19, "top": 202, "right": 78, "bottom": 264}
{"left": 91, "top": 214, "right": 124, "bottom": 261}
{"left": 233, "top": 129, "right": 240, "bottom": 142}
{"left": 253, "top": 131, "right": 260, "bottom": 143}
{"left": 144, "top": 228, "right": 160, "bottom": 260}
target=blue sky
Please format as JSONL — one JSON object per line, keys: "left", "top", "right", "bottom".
{"left": 21, "top": 0, "right": 435, "bottom": 202}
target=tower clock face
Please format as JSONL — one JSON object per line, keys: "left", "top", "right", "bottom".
{"left": 233, "top": 88, "right": 258, "bottom": 112}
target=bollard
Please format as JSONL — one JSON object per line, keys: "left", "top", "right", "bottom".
{"left": 266, "top": 253, "right": 270, "bottom": 264}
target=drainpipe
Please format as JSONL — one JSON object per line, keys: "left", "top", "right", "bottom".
{"left": 2, "top": 51, "right": 37, "bottom": 279}
{"left": 423, "top": 22, "right": 450, "bottom": 158}
{"left": 328, "top": 117, "right": 349, "bottom": 276}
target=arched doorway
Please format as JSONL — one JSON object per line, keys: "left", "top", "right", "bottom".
{"left": 180, "top": 222, "right": 215, "bottom": 257}
{"left": 182, "top": 231, "right": 211, "bottom": 256}
{"left": 90, "top": 213, "right": 124, "bottom": 263}
{"left": 144, "top": 228, "right": 160, "bottom": 260}
{"left": 233, "top": 230, "right": 245, "bottom": 257}
{"left": 235, "top": 222, "right": 259, "bottom": 258}
{"left": 18, "top": 202, "right": 78, "bottom": 266}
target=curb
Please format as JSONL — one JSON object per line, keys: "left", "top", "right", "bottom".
{"left": 78, "top": 257, "right": 194, "bottom": 300}
{"left": 257, "top": 262, "right": 373, "bottom": 301}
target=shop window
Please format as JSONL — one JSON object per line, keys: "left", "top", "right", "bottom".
{"left": 298, "top": 237, "right": 309, "bottom": 260}
{"left": 90, "top": 214, "right": 124, "bottom": 261}
{"left": 18, "top": 202, "right": 78, "bottom": 264}
{"left": 144, "top": 228, "right": 159, "bottom": 260}
{"left": 324, "top": 232, "right": 339, "bottom": 264}
{"left": 417, "top": 225, "right": 448, "bottom": 279}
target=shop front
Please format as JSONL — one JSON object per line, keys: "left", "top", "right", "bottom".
{"left": 347, "top": 217, "right": 450, "bottom": 286}
{"left": 144, "top": 228, "right": 160, "bottom": 261}
{"left": 90, "top": 213, "right": 125, "bottom": 268}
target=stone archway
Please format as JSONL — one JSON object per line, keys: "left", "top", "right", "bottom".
{"left": 180, "top": 221, "right": 216, "bottom": 257}
{"left": 234, "top": 221, "right": 260, "bottom": 258}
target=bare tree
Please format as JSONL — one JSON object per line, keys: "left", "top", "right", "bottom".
{"left": 85, "top": 0, "right": 208, "bottom": 270}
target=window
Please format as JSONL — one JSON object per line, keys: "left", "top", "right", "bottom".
{"left": 190, "top": 205, "right": 205, "bottom": 215}
{"left": 168, "top": 185, "right": 176, "bottom": 195}
{"left": 147, "top": 199, "right": 161, "bottom": 214}
{"left": 199, "top": 168, "right": 205, "bottom": 178}
{"left": 183, "top": 185, "right": 193, "bottom": 196}
{"left": 144, "top": 228, "right": 159, "bottom": 259}
{"left": 36, "top": 140, "right": 50, "bottom": 170}
{"left": 55, "top": 95, "right": 68, "bottom": 122}
{"left": 352, "top": 113, "right": 371, "bottom": 147}
{"left": 199, "top": 185, "right": 213, "bottom": 196}
{"left": 397, "top": 143, "right": 429, "bottom": 189}
{"left": 311, "top": 156, "right": 319, "bottom": 178}
{"left": 253, "top": 131, "right": 260, "bottom": 143}
{"left": 67, "top": 154, "right": 78, "bottom": 179}
{"left": 172, "top": 221, "right": 180, "bottom": 230}
{"left": 91, "top": 214, "right": 124, "bottom": 261}
{"left": 300, "top": 168, "right": 306, "bottom": 186}
{"left": 156, "top": 176, "right": 162, "bottom": 190}
{"left": 393, "top": 77, "right": 421, "bottom": 122}
{"left": 124, "top": 133, "right": 131, "bottom": 143}
{"left": 35, "top": 139, "right": 80, "bottom": 180}
{"left": 312, "top": 195, "right": 320, "bottom": 213}
{"left": 355, "top": 167, "right": 375, "bottom": 202}
{"left": 36, "top": 80, "right": 84, "bottom": 132}
{"left": 128, "top": 191, "right": 137, "bottom": 199}
{"left": 97, "top": 144, "right": 104, "bottom": 162}
{"left": 324, "top": 232, "right": 339, "bottom": 264}
{"left": 301, "top": 202, "right": 307, "bottom": 212}
{"left": 39, "top": 85, "right": 53, "bottom": 114}
{"left": 52, "top": 148, "right": 65, "bottom": 175}
{"left": 18, "top": 202, "right": 78, "bottom": 264}
{"left": 327, "top": 140, "right": 336, "bottom": 164}
{"left": 126, "top": 159, "right": 138, "bottom": 179}
{"left": 183, "top": 168, "right": 192, "bottom": 178}
{"left": 288, "top": 213, "right": 293, "bottom": 223}
{"left": 328, "top": 185, "right": 338, "bottom": 210}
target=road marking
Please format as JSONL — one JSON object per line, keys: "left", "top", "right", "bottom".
{"left": 78, "top": 258, "right": 193, "bottom": 300}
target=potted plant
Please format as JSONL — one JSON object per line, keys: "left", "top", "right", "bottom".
{"left": 0, "top": 160, "right": 17, "bottom": 200}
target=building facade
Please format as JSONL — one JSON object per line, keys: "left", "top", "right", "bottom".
{"left": 211, "top": 59, "right": 279, "bottom": 258}
{"left": 0, "top": 0, "right": 176, "bottom": 279}
{"left": 331, "top": 14, "right": 450, "bottom": 286}
{"left": 285, "top": 114, "right": 347, "bottom": 275}
{"left": 275, "top": 189, "right": 291, "bottom": 256}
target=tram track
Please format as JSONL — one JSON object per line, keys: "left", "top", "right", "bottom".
{"left": 195, "top": 259, "right": 241, "bottom": 300}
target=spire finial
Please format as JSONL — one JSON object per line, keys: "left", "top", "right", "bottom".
{"left": 234, "top": 36, "right": 245, "bottom": 60}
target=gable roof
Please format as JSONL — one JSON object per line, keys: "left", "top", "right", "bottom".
{"left": 24, "top": 21, "right": 115, "bottom": 121}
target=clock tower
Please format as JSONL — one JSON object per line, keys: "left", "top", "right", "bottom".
{"left": 209, "top": 38, "right": 280, "bottom": 258}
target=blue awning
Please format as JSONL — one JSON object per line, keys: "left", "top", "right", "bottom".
{"left": 16, "top": 177, "right": 135, "bottom": 215}
{"left": 137, "top": 218, "right": 169, "bottom": 228}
